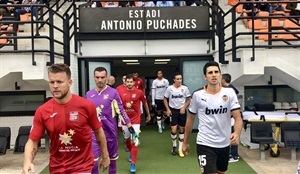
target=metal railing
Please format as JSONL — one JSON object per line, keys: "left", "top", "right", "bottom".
{"left": 0, "top": 0, "right": 76, "bottom": 66}
{"left": 219, "top": 1, "right": 300, "bottom": 64}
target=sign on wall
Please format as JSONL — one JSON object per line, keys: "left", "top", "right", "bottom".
{"left": 79, "top": 6, "right": 209, "bottom": 33}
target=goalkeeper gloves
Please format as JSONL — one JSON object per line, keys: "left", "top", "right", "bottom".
{"left": 128, "top": 126, "right": 140, "bottom": 146}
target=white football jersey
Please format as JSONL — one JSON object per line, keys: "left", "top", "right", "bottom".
{"left": 164, "top": 85, "right": 191, "bottom": 109}
{"left": 151, "top": 78, "right": 169, "bottom": 101}
{"left": 189, "top": 86, "right": 240, "bottom": 148}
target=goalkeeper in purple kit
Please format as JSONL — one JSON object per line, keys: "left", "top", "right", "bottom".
{"left": 86, "top": 67, "right": 136, "bottom": 174}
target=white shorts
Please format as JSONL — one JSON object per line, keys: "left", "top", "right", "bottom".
{"left": 122, "top": 124, "right": 140, "bottom": 139}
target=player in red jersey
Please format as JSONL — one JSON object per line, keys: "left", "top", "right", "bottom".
{"left": 133, "top": 70, "right": 146, "bottom": 125}
{"left": 118, "top": 74, "right": 151, "bottom": 173}
{"left": 116, "top": 74, "right": 127, "bottom": 94}
{"left": 133, "top": 70, "right": 145, "bottom": 94}
{"left": 22, "top": 64, "right": 110, "bottom": 174}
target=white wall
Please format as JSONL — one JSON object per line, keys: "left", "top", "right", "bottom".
{"left": 0, "top": 116, "right": 34, "bottom": 149}
{"left": 80, "top": 39, "right": 209, "bottom": 57}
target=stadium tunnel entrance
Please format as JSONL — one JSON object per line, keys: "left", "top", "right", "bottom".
{"left": 78, "top": 56, "right": 213, "bottom": 97}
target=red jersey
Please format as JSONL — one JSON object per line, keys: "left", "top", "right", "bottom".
{"left": 119, "top": 87, "right": 146, "bottom": 124}
{"left": 133, "top": 77, "right": 145, "bottom": 93}
{"left": 116, "top": 84, "right": 127, "bottom": 94}
{"left": 30, "top": 94, "right": 102, "bottom": 173}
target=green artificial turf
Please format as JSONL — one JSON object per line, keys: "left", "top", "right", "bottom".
{"left": 40, "top": 125, "right": 256, "bottom": 174}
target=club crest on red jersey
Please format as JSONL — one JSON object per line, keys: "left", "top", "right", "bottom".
{"left": 126, "top": 101, "right": 133, "bottom": 108}
{"left": 69, "top": 111, "right": 79, "bottom": 121}
{"left": 222, "top": 95, "right": 228, "bottom": 102}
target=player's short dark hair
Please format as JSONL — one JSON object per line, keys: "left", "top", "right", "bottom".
{"left": 156, "top": 69, "right": 164, "bottom": 75}
{"left": 203, "top": 61, "right": 221, "bottom": 75}
{"left": 48, "top": 63, "right": 71, "bottom": 79}
{"left": 222, "top": 73, "right": 231, "bottom": 83}
{"left": 173, "top": 72, "right": 182, "bottom": 79}
{"left": 94, "top": 67, "right": 107, "bottom": 76}
{"left": 126, "top": 74, "right": 134, "bottom": 80}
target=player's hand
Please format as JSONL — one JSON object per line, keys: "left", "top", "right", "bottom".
{"left": 230, "top": 132, "right": 240, "bottom": 145}
{"left": 131, "top": 132, "right": 140, "bottom": 146}
{"left": 146, "top": 115, "right": 151, "bottom": 123}
{"left": 22, "top": 162, "right": 35, "bottom": 174}
{"left": 128, "top": 126, "right": 140, "bottom": 146}
{"left": 152, "top": 102, "right": 156, "bottom": 107}
{"left": 179, "top": 108, "right": 186, "bottom": 114}
{"left": 182, "top": 143, "right": 190, "bottom": 156}
{"left": 166, "top": 109, "right": 172, "bottom": 116}
{"left": 99, "top": 156, "right": 110, "bottom": 172}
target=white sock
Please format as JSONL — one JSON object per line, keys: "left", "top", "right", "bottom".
{"left": 178, "top": 133, "right": 184, "bottom": 151}
{"left": 157, "top": 120, "right": 162, "bottom": 129}
{"left": 171, "top": 133, "right": 177, "bottom": 147}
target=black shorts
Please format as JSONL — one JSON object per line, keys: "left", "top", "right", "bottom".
{"left": 170, "top": 108, "right": 186, "bottom": 127}
{"left": 196, "top": 144, "right": 230, "bottom": 173}
{"left": 155, "top": 99, "right": 165, "bottom": 111}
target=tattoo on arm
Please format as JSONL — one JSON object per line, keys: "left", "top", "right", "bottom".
{"left": 97, "top": 140, "right": 102, "bottom": 146}
{"left": 31, "top": 148, "right": 38, "bottom": 160}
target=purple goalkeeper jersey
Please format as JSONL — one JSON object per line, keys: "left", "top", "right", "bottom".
{"left": 86, "top": 86, "right": 130, "bottom": 138}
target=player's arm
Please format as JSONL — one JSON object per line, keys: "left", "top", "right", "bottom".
{"left": 181, "top": 96, "right": 191, "bottom": 112}
{"left": 184, "top": 112, "right": 196, "bottom": 143}
{"left": 94, "top": 128, "right": 110, "bottom": 171}
{"left": 113, "top": 94, "right": 132, "bottom": 127}
{"left": 140, "top": 93, "right": 151, "bottom": 122}
{"left": 143, "top": 100, "right": 151, "bottom": 122}
{"left": 183, "top": 112, "right": 196, "bottom": 155}
{"left": 181, "top": 87, "right": 192, "bottom": 114}
{"left": 230, "top": 109, "right": 243, "bottom": 145}
{"left": 141, "top": 80, "right": 146, "bottom": 94}
{"left": 23, "top": 109, "right": 45, "bottom": 174}
{"left": 151, "top": 83, "right": 156, "bottom": 106}
{"left": 163, "top": 96, "right": 171, "bottom": 116}
{"left": 23, "top": 139, "right": 39, "bottom": 174}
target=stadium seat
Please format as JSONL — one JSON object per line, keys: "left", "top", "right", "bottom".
{"left": 281, "top": 122, "right": 300, "bottom": 161}
{"left": 250, "top": 122, "right": 275, "bottom": 161}
{"left": 14, "top": 134, "right": 29, "bottom": 154}
{"left": 281, "top": 122, "right": 300, "bottom": 142}
{"left": 283, "top": 19, "right": 300, "bottom": 28}
{"left": 20, "top": 13, "right": 31, "bottom": 22}
{"left": 250, "top": 122, "right": 274, "bottom": 144}
{"left": 257, "top": 29, "right": 278, "bottom": 41}
{"left": 273, "top": 11, "right": 286, "bottom": 16}
{"left": 265, "top": 19, "right": 282, "bottom": 28}
{"left": 13, "top": 126, "right": 31, "bottom": 154}
{"left": 0, "top": 136, "right": 7, "bottom": 155}
{"left": 247, "top": 19, "right": 267, "bottom": 30}
{"left": 274, "top": 20, "right": 300, "bottom": 40}
{"left": 228, "top": 0, "right": 239, "bottom": 6}
{"left": 258, "top": 11, "right": 269, "bottom": 20}
{"left": 0, "top": 127, "right": 11, "bottom": 149}
{"left": 277, "top": 30, "right": 299, "bottom": 40}
{"left": 235, "top": 4, "right": 243, "bottom": 14}
{"left": 0, "top": 36, "right": 7, "bottom": 45}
